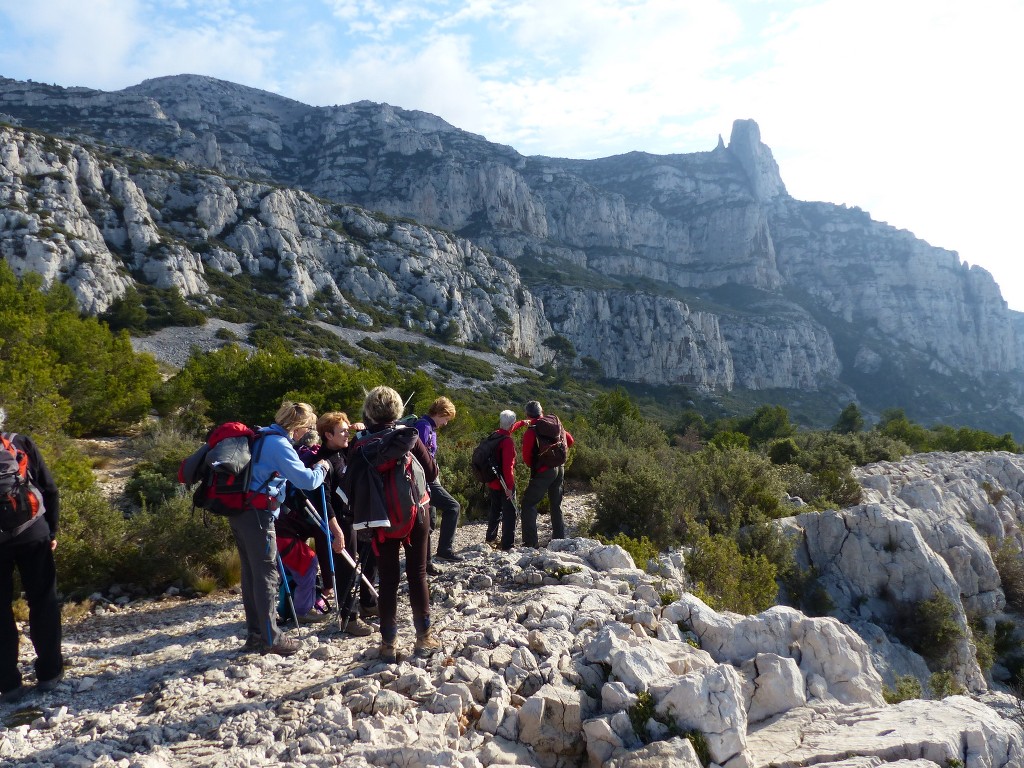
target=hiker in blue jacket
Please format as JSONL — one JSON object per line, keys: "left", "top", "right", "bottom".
{"left": 235, "top": 401, "right": 330, "bottom": 657}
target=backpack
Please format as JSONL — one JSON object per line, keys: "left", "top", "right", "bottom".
{"left": 346, "top": 425, "right": 429, "bottom": 548}
{"left": 178, "top": 423, "right": 276, "bottom": 516}
{"left": 0, "top": 433, "right": 45, "bottom": 538}
{"left": 471, "top": 431, "right": 509, "bottom": 483}
{"left": 531, "top": 414, "right": 568, "bottom": 469}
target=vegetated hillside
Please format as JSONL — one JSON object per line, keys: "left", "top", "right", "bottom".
{"left": 2, "top": 74, "right": 1024, "bottom": 437}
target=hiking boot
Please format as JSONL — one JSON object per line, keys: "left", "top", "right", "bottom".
{"left": 414, "top": 628, "right": 441, "bottom": 657}
{"left": 426, "top": 560, "right": 444, "bottom": 576}
{"left": 301, "top": 609, "right": 333, "bottom": 624}
{"left": 344, "top": 617, "right": 374, "bottom": 637}
{"left": 379, "top": 639, "right": 398, "bottom": 663}
{"left": 360, "top": 603, "right": 379, "bottom": 618}
{"left": 0, "top": 684, "right": 27, "bottom": 704}
{"left": 37, "top": 672, "right": 65, "bottom": 692}
{"left": 241, "top": 636, "right": 264, "bottom": 654}
{"left": 435, "top": 550, "right": 463, "bottom": 563}
{"left": 262, "top": 637, "right": 301, "bottom": 657}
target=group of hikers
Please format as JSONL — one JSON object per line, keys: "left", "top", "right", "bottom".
{"left": 0, "top": 389, "right": 575, "bottom": 701}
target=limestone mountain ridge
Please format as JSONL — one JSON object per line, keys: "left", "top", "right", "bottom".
{"left": 1, "top": 74, "right": 1022, "bottom": 433}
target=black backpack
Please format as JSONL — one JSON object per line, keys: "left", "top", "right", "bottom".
{"left": 471, "top": 431, "right": 508, "bottom": 483}
{"left": 345, "top": 425, "right": 430, "bottom": 546}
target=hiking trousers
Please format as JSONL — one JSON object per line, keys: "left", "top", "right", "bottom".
{"left": 230, "top": 510, "right": 284, "bottom": 647}
{"left": 521, "top": 467, "right": 566, "bottom": 548}
{"left": 0, "top": 537, "right": 63, "bottom": 694}
{"left": 489, "top": 488, "right": 518, "bottom": 549}
{"left": 376, "top": 508, "right": 430, "bottom": 642}
{"left": 429, "top": 481, "right": 461, "bottom": 555}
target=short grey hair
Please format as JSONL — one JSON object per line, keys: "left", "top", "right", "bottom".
{"left": 363, "top": 385, "right": 404, "bottom": 425}
{"left": 499, "top": 410, "right": 517, "bottom": 430}
{"left": 525, "top": 400, "right": 543, "bottom": 419}
{"left": 0, "top": 407, "right": 6, "bottom": 431}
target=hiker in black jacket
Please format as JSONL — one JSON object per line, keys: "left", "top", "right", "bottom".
{"left": 0, "top": 407, "right": 63, "bottom": 704}
{"left": 345, "top": 386, "right": 438, "bottom": 662}
{"left": 316, "top": 411, "right": 374, "bottom": 637}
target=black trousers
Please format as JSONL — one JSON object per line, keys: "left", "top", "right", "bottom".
{"left": 0, "top": 537, "right": 64, "bottom": 693}
{"left": 488, "top": 488, "right": 518, "bottom": 550}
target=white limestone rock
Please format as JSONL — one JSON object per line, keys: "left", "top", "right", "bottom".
{"left": 747, "top": 697, "right": 1024, "bottom": 768}
{"left": 664, "top": 595, "right": 885, "bottom": 705}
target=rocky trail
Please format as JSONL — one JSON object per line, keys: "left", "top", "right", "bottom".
{"left": 7, "top": 452, "right": 1024, "bottom": 767}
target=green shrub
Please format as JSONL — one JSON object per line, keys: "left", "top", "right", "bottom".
{"left": 57, "top": 488, "right": 132, "bottom": 595}
{"left": 595, "top": 532, "right": 659, "bottom": 571}
{"left": 992, "top": 538, "right": 1024, "bottom": 612}
{"left": 592, "top": 460, "right": 689, "bottom": 549}
{"left": 928, "top": 670, "right": 965, "bottom": 699}
{"left": 971, "top": 619, "right": 995, "bottom": 675}
{"left": 124, "top": 495, "right": 235, "bottom": 590}
{"left": 882, "top": 674, "right": 922, "bottom": 704}
{"left": 892, "top": 593, "right": 965, "bottom": 667}
{"left": 124, "top": 463, "right": 180, "bottom": 508}
{"left": 680, "top": 447, "right": 786, "bottom": 536}
{"left": 686, "top": 534, "right": 777, "bottom": 614}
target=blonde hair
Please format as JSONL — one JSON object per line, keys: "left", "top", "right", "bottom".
{"left": 317, "top": 411, "right": 351, "bottom": 435}
{"left": 275, "top": 401, "right": 317, "bottom": 433}
{"left": 363, "top": 386, "right": 404, "bottom": 425}
{"left": 428, "top": 396, "right": 456, "bottom": 419}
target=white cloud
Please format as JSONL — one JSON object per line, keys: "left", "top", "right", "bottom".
{"left": 3, "top": 0, "right": 1022, "bottom": 306}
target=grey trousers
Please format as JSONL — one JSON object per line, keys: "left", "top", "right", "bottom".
{"left": 230, "top": 509, "right": 282, "bottom": 647}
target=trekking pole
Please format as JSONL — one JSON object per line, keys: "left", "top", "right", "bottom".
{"left": 304, "top": 497, "right": 379, "bottom": 598}
{"left": 276, "top": 554, "right": 300, "bottom": 628}
{"left": 491, "top": 462, "right": 519, "bottom": 514}
{"left": 341, "top": 555, "right": 365, "bottom": 633}
{"left": 315, "top": 487, "right": 344, "bottom": 631}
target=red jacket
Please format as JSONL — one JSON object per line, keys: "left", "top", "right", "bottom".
{"left": 486, "top": 429, "right": 517, "bottom": 493}
{"left": 522, "top": 418, "right": 574, "bottom": 474}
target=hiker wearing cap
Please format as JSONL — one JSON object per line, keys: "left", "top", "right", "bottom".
{"left": 415, "top": 397, "right": 463, "bottom": 567}
{"left": 520, "top": 400, "right": 574, "bottom": 548}
{"left": 0, "top": 407, "right": 63, "bottom": 704}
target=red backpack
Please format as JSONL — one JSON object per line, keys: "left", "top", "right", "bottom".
{"left": 178, "top": 423, "right": 276, "bottom": 516}
{"left": 346, "top": 425, "right": 429, "bottom": 551}
{"left": 0, "top": 433, "right": 44, "bottom": 539}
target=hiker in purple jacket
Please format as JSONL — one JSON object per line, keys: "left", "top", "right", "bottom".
{"left": 415, "top": 397, "right": 462, "bottom": 571}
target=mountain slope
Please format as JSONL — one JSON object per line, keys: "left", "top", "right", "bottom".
{"left": 2, "top": 74, "right": 1022, "bottom": 433}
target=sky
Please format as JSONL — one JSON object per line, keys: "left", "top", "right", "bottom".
{"left": 2, "top": 0, "right": 1023, "bottom": 308}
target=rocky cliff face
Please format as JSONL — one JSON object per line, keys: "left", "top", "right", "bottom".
{"left": 2, "top": 75, "right": 1023, "bottom": 428}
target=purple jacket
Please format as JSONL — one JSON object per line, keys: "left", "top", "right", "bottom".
{"left": 414, "top": 415, "right": 437, "bottom": 458}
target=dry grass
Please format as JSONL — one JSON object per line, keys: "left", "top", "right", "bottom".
{"left": 11, "top": 598, "right": 29, "bottom": 623}
{"left": 213, "top": 548, "right": 242, "bottom": 588}
{"left": 61, "top": 599, "right": 95, "bottom": 624}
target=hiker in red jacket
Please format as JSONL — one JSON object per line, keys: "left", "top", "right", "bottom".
{"left": 520, "top": 400, "right": 574, "bottom": 548}
{"left": 487, "top": 410, "right": 519, "bottom": 550}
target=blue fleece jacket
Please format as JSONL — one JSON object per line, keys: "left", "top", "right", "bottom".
{"left": 248, "top": 424, "right": 327, "bottom": 515}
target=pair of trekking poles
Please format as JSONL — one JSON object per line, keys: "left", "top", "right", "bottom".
{"left": 277, "top": 486, "right": 377, "bottom": 632}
